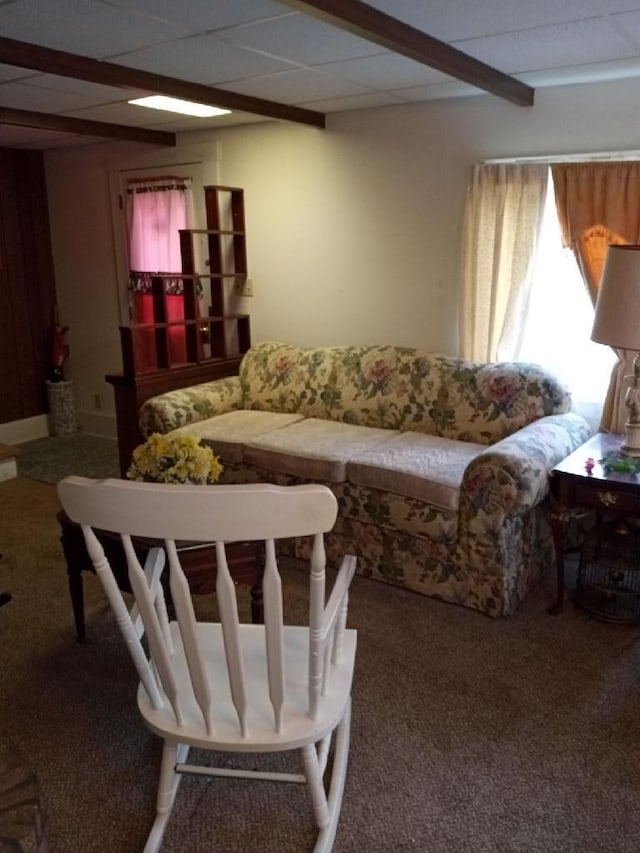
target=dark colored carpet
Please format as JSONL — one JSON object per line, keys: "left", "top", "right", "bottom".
{"left": 1, "top": 475, "right": 640, "bottom": 852}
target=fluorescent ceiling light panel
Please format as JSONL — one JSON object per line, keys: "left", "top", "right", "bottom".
{"left": 128, "top": 95, "right": 230, "bottom": 117}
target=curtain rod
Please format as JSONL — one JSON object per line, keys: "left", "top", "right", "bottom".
{"left": 484, "top": 150, "right": 640, "bottom": 164}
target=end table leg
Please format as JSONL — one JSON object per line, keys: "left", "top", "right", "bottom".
{"left": 68, "top": 570, "right": 86, "bottom": 642}
{"left": 548, "top": 506, "right": 566, "bottom": 615}
{"left": 250, "top": 542, "right": 265, "bottom": 624}
{"left": 250, "top": 583, "right": 264, "bottom": 624}
{"left": 59, "top": 522, "right": 87, "bottom": 642}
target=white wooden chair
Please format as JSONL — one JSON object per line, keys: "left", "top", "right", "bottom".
{"left": 57, "top": 476, "right": 357, "bottom": 853}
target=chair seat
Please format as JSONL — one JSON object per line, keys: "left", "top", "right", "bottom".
{"left": 139, "top": 622, "right": 357, "bottom": 751}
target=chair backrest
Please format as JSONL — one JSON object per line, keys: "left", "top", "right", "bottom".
{"left": 57, "top": 477, "right": 355, "bottom": 739}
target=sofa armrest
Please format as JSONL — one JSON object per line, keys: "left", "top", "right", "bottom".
{"left": 458, "top": 412, "right": 594, "bottom": 573}
{"left": 462, "top": 412, "right": 594, "bottom": 514}
{"left": 138, "top": 376, "right": 243, "bottom": 437}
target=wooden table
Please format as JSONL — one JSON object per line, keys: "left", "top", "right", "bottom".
{"left": 57, "top": 510, "right": 264, "bottom": 641}
{"left": 549, "top": 432, "right": 640, "bottom": 613}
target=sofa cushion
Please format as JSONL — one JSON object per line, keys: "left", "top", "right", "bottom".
{"left": 244, "top": 418, "right": 397, "bottom": 483}
{"left": 169, "top": 410, "right": 305, "bottom": 463}
{"left": 347, "top": 432, "right": 485, "bottom": 511}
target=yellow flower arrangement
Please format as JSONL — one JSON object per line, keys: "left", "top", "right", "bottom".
{"left": 127, "top": 432, "right": 223, "bottom": 485}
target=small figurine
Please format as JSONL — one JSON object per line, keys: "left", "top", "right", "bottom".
{"left": 585, "top": 457, "right": 595, "bottom": 475}
{"left": 49, "top": 319, "right": 70, "bottom": 382}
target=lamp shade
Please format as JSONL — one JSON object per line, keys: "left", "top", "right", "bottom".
{"left": 592, "top": 244, "right": 640, "bottom": 350}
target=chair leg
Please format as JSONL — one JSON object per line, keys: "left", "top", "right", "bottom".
{"left": 144, "top": 740, "right": 189, "bottom": 853}
{"left": 0, "top": 552, "right": 10, "bottom": 608}
{"left": 301, "top": 743, "right": 330, "bottom": 830}
{"left": 313, "top": 697, "right": 352, "bottom": 853}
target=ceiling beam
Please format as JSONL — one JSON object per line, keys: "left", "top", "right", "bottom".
{"left": 0, "top": 36, "right": 326, "bottom": 129}
{"left": 282, "top": 0, "right": 535, "bottom": 106}
{"left": 0, "top": 106, "right": 176, "bottom": 145}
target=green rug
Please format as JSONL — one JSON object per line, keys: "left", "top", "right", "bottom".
{"left": 17, "top": 432, "right": 120, "bottom": 485}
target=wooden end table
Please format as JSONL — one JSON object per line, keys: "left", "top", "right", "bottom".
{"left": 549, "top": 432, "right": 640, "bottom": 614}
{"left": 57, "top": 510, "right": 264, "bottom": 641}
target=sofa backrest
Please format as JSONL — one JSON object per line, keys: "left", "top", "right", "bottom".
{"left": 239, "top": 342, "right": 572, "bottom": 444}
{"left": 239, "top": 342, "right": 399, "bottom": 428}
{"left": 394, "top": 348, "right": 572, "bottom": 444}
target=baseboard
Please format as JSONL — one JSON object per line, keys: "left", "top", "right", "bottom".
{"left": 77, "top": 410, "right": 117, "bottom": 439}
{"left": 0, "top": 457, "right": 17, "bottom": 481}
{"left": 0, "top": 415, "right": 49, "bottom": 445}
{"left": 0, "top": 444, "right": 18, "bottom": 481}
{"left": 0, "top": 412, "right": 117, "bottom": 443}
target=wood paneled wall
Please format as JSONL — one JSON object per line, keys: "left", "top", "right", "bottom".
{"left": 0, "top": 148, "right": 56, "bottom": 426}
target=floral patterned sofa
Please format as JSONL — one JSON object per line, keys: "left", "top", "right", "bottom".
{"left": 138, "top": 341, "right": 593, "bottom": 618}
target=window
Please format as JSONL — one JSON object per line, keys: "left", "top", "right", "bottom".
{"left": 505, "top": 170, "right": 616, "bottom": 427}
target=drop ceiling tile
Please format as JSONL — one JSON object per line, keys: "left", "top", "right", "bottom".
{"left": 456, "top": 17, "right": 636, "bottom": 75}
{"left": 71, "top": 102, "right": 262, "bottom": 134}
{"left": 609, "top": 9, "right": 640, "bottom": 44}
{"left": 392, "top": 80, "right": 483, "bottom": 103}
{"left": 319, "top": 52, "right": 450, "bottom": 90}
{"left": 366, "top": 0, "right": 640, "bottom": 41}
{"left": 520, "top": 56, "right": 640, "bottom": 87}
{"left": 114, "top": 32, "right": 294, "bottom": 84}
{"left": 103, "top": 0, "right": 288, "bottom": 31}
{"left": 0, "top": 64, "right": 38, "bottom": 83}
{"left": 0, "top": 0, "right": 188, "bottom": 59}
{"left": 140, "top": 113, "right": 239, "bottom": 131}
{"left": 0, "top": 123, "right": 99, "bottom": 149}
{"left": 220, "top": 11, "right": 387, "bottom": 65}
{"left": 63, "top": 102, "right": 166, "bottom": 127}
{"left": 160, "top": 112, "right": 265, "bottom": 130}
{"left": 224, "top": 68, "right": 370, "bottom": 102}
{"left": 0, "top": 80, "right": 112, "bottom": 112}
{"left": 305, "top": 91, "right": 410, "bottom": 112}
{"left": 18, "top": 74, "right": 147, "bottom": 102}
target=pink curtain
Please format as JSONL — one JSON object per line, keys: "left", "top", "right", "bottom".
{"left": 126, "top": 177, "right": 190, "bottom": 371}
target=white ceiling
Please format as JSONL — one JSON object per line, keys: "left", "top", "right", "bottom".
{"left": 2, "top": 0, "right": 640, "bottom": 149}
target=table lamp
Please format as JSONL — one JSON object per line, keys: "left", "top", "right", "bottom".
{"left": 591, "top": 244, "right": 640, "bottom": 456}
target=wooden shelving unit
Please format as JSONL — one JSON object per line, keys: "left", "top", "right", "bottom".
{"left": 119, "top": 274, "right": 201, "bottom": 375}
{"left": 107, "top": 185, "right": 252, "bottom": 475}
{"left": 179, "top": 185, "right": 251, "bottom": 361}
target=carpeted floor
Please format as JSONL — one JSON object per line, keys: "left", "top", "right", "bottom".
{"left": 16, "top": 432, "right": 120, "bottom": 485}
{"left": 1, "top": 475, "right": 640, "bottom": 852}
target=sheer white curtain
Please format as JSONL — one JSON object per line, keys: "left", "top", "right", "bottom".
{"left": 459, "top": 163, "right": 548, "bottom": 361}
{"left": 511, "top": 172, "right": 616, "bottom": 428}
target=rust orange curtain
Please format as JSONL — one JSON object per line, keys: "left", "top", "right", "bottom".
{"left": 552, "top": 162, "right": 640, "bottom": 431}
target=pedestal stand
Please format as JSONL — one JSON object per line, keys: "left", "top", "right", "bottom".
{"left": 46, "top": 379, "right": 78, "bottom": 436}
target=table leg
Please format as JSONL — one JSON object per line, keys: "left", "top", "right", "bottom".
{"left": 0, "top": 551, "right": 10, "bottom": 608}
{"left": 250, "top": 542, "right": 265, "bottom": 624}
{"left": 58, "top": 522, "right": 86, "bottom": 642}
{"left": 250, "top": 582, "right": 264, "bottom": 624}
{"left": 548, "top": 505, "right": 566, "bottom": 615}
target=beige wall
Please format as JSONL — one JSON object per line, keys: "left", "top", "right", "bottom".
{"left": 44, "top": 76, "right": 640, "bottom": 436}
